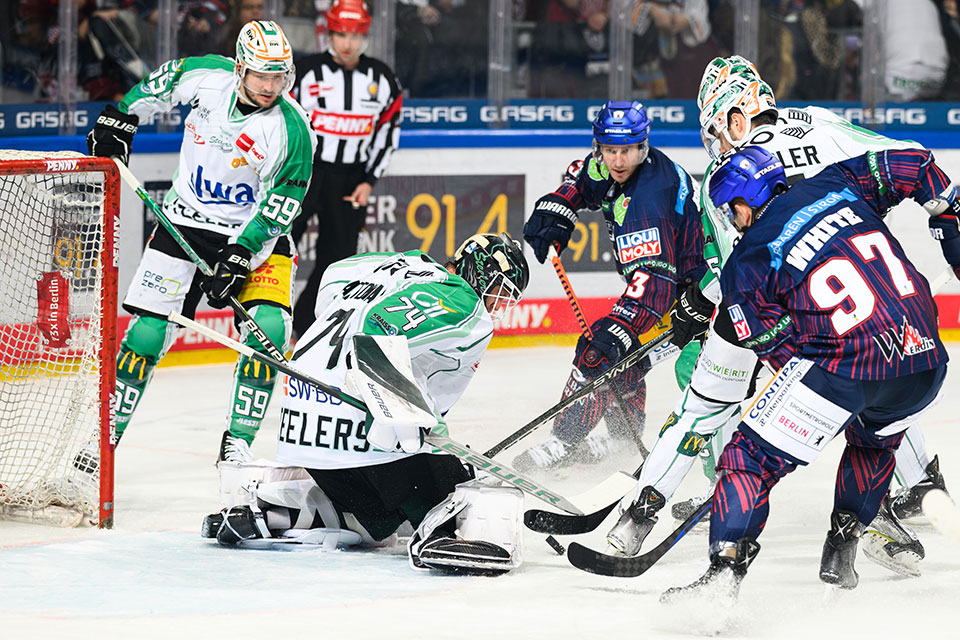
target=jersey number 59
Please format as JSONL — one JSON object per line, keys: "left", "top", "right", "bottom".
{"left": 261, "top": 194, "right": 301, "bottom": 226}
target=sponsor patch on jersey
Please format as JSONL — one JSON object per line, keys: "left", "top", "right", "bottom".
{"left": 615, "top": 227, "right": 660, "bottom": 262}
{"left": 873, "top": 317, "right": 936, "bottom": 363}
{"left": 613, "top": 194, "right": 631, "bottom": 225}
{"left": 368, "top": 82, "right": 378, "bottom": 98}
{"left": 728, "top": 303, "right": 751, "bottom": 341}
{"left": 236, "top": 133, "right": 265, "bottom": 161}
{"left": 310, "top": 110, "right": 374, "bottom": 137}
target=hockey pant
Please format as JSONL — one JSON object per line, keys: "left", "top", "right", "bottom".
{"left": 708, "top": 359, "right": 946, "bottom": 556}
{"left": 118, "top": 221, "right": 294, "bottom": 444}
{"left": 552, "top": 363, "right": 649, "bottom": 446}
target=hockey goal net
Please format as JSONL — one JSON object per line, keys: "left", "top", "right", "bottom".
{"left": 0, "top": 151, "right": 118, "bottom": 528}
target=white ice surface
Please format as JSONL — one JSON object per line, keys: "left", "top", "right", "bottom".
{"left": 1, "top": 345, "right": 958, "bottom": 639}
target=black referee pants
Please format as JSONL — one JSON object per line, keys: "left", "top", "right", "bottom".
{"left": 292, "top": 162, "right": 367, "bottom": 337}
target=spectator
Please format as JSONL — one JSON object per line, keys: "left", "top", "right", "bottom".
{"left": 883, "top": 0, "right": 947, "bottom": 100}
{"left": 631, "top": 0, "right": 715, "bottom": 99}
{"left": 529, "top": 0, "right": 609, "bottom": 98}
{"left": 935, "top": 0, "right": 960, "bottom": 101}
{"left": 217, "top": 0, "right": 264, "bottom": 56}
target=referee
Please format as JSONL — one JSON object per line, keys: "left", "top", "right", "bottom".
{"left": 291, "top": 0, "right": 402, "bottom": 336}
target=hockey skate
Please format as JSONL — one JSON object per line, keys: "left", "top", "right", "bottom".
{"left": 512, "top": 432, "right": 633, "bottom": 473}
{"left": 218, "top": 430, "right": 253, "bottom": 463}
{"left": 861, "top": 495, "right": 924, "bottom": 578}
{"left": 660, "top": 538, "right": 760, "bottom": 605}
{"left": 212, "top": 505, "right": 270, "bottom": 545}
{"left": 819, "top": 510, "right": 861, "bottom": 589}
{"left": 607, "top": 486, "right": 665, "bottom": 556}
{"left": 891, "top": 456, "right": 948, "bottom": 521}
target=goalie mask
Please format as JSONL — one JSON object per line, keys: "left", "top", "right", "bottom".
{"left": 235, "top": 20, "right": 294, "bottom": 107}
{"left": 454, "top": 233, "right": 529, "bottom": 321}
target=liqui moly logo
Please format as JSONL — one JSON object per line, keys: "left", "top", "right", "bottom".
{"left": 728, "top": 304, "right": 751, "bottom": 340}
{"left": 615, "top": 228, "right": 661, "bottom": 263}
{"left": 311, "top": 110, "right": 374, "bottom": 137}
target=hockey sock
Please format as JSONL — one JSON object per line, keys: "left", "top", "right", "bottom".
{"left": 606, "top": 374, "right": 646, "bottom": 443}
{"left": 228, "top": 304, "right": 288, "bottom": 442}
{"left": 552, "top": 369, "right": 609, "bottom": 443}
{"left": 835, "top": 443, "right": 897, "bottom": 526}
{"left": 114, "top": 315, "right": 177, "bottom": 439}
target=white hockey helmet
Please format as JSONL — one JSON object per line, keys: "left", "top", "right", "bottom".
{"left": 699, "top": 74, "right": 777, "bottom": 160}
{"left": 697, "top": 55, "right": 761, "bottom": 111}
{"left": 235, "top": 20, "right": 294, "bottom": 104}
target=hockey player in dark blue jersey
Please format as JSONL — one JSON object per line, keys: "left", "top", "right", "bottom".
{"left": 514, "top": 101, "right": 704, "bottom": 472}
{"left": 663, "top": 146, "right": 952, "bottom": 603}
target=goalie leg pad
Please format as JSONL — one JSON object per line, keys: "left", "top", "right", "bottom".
{"left": 408, "top": 480, "right": 524, "bottom": 573}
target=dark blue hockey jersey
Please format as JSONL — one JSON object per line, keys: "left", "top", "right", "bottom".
{"left": 555, "top": 147, "right": 704, "bottom": 336}
{"left": 720, "top": 149, "right": 949, "bottom": 380}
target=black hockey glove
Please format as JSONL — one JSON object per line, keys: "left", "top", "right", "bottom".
{"left": 926, "top": 186, "right": 960, "bottom": 281}
{"left": 201, "top": 244, "right": 252, "bottom": 309}
{"left": 523, "top": 193, "right": 577, "bottom": 263}
{"left": 574, "top": 315, "right": 637, "bottom": 379}
{"left": 671, "top": 281, "right": 715, "bottom": 348}
{"left": 86, "top": 104, "right": 139, "bottom": 166}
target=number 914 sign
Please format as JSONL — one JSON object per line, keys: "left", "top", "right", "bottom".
{"left": 355, "top": 175, "right": 525, "bottom": 262}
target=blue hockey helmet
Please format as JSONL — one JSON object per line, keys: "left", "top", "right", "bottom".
{"left": 709, "top": 146, "right": 787, "bottom": 225}
{"left": 592, "top": 101, "right": 651, "bottom": 146}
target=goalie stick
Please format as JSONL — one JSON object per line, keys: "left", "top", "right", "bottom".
{"left": 113, "top": 159, "right": 287, "bottom": 365}
{"left": 168, "top": 311, "right": 583, "bottom": 515}
{"left": 565, "top": 498, "right": 711, "bottom": 577}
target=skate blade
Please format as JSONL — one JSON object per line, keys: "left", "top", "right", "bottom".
{"left": 860, "top": 531, "right": 922, "bottom": 578}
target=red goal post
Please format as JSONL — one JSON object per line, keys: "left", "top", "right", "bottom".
{"left": 0, "top": 151, "right": 118, "bottom": 528}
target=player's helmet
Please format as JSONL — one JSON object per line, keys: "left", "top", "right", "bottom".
{"left": 327, "top": 0, "right": 372, "bottom": 35}
{"left": 699, "top": 75, "right": 777, "bottom": 160}
{"left": 697, "top": 55, "right": 761, "bottom": 111}
{"left": 593, "top": 101, "right": 651, "bottom": 147}
{"left": 235, "top": 20, "right": 294, "bottom": 102}
{"left": 454, "top": 233, "right": 530, "bottom": 320}
{"left": 709, "top": 146, "right": 787, "bottom": 226}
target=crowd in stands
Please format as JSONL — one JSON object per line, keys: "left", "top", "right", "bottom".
{"left": 1, "top": 0, "right": 958, "bottom": 104}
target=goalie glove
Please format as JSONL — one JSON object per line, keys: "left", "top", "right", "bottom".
{"left": 671, "top": 280, "right": 715, "bottom": 348}
{"left": 86, "top": 104, "right": 139, "bottom": 166}
{"left": 523, "top": 193, "right": 578, "bottom": 264}
{"left": 201, "top": 244, "right": 252, "bottom": 308}
{"left": 925, "top": 185, "right": 960, "bottom": 281}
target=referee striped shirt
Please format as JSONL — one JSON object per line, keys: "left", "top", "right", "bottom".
{"left": 292, "top": 52, "right": 402, "bottom": 184}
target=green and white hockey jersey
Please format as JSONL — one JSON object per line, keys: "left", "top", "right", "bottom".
{"left": 698, "top": 105, "right": 921, "bottom": 303}
{"left": 276, "top": 251, "right": 493, "bottom": 470}
{"left": 119, "top": 55, "right": 315, "bottom": 257}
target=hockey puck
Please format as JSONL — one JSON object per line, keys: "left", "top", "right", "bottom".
{"left": 545, "top": 535, "right": 565, "bottom": 555}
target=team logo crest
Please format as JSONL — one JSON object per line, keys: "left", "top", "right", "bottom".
{"left": 368, "top": 82, "right": 378, "bottom": 98}
{"left": 873, "top": 317, "right": 936, "bottom": 362}
{"left": 613, "top": 194, "right": 631, "bottom": 225}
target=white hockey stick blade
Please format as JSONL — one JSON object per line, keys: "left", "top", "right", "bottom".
{"left": 922, "top": 489, "right": 960, "bottom": 546}
{"left": 569, "top": 471, "right": 638, "bottom": 513}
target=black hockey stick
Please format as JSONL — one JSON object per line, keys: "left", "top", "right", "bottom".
{"left": 483, "top": 321, "right": 673, "bottom": 458}
{"left": 565, "top": 498, "right": 711, "bottom": 578}
{"left": 113, "top": 159, "right": 287, "bottom": 365}
{"left": 523, "top": 458, "right": 644, "bottom": 535}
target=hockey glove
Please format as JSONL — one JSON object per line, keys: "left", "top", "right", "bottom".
{"left": 671, "top": 281, "right": 715, "bottom": 348}
{"left": 574, "top": 316, "right": 637, "bottom": 379}
{"left": 925, "top": 185, "right": 960, "bottom": 281}
{"left": 523, "top": 193, "right": 578, "bottom": 264}
{"left": 86, "top": 104, "right": 139, "bottom": 166}
{"left": 201, "top": 244, "right": 252, "bottom": 308}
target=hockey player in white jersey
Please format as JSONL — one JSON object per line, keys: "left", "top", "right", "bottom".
{"left": 607, "top": 57, "right": 951, "bottom": 578}
{"left": 204, "top": 234, "right": 534, "bottom": 574}
{"left": 86, "top": 21, "right": 316, "bottom": 461}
